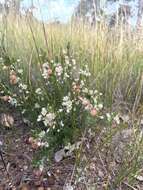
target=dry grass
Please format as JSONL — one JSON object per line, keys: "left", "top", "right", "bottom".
{"left": 1, "top": 15, "right": 143, "bottom": 110}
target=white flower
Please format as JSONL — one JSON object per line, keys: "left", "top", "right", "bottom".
{"left": 26, "top": 90, "right": 29, "bottom": 94}
{"left": 63, "top": 96, "right": 69, "bottom": 102}
{"left": 58, "top": 109, "right": 63, "bottom": 113}
{"left": 64, "top": 72, "right": 70, "bottom": 79}
{"left": 72, "top": 59, "right": 76, "bottom": 66}
{"left": 43, "top": 113, "right": 56, "bottom": 127}
{"left": 60, "top": 121, "right": 64, "bottom": 127}
{"left": 0, "top": 57, "right": 3, "bottom": 62}
{"left": 57, "top": 129, "right": 60, "bottom": 132}
{"left": 55, "top": 64, "right": 63, "bottom": 76}
{"left": 41, "top": 108, "right": 47, "bottom": 116}
{"left": 37, "top": 141, "right": 42, "bottom": 147}
{"left": 17, "top": 69, "right": 23, "bottom": 74}
{"left": 98, "top": 104, "right": 103, "bottom": 109}
{"left": 17, "top": 59, "right": 21, "bottom": 62}
{"left": 42, "top": 70, "right": 48, "bottom": 79}
{"left": 19, "top": 83, "right": 27, "bottom": 90}
{"left": 43, "top": 142, "right": 49, "bottom": 148}
{"left": 38, "top": 108, "right": 56, "bottom": 127}
{"left": 89, "top": 90, "right": 93, "bottom": 95}
{"left": 35, "top": 88, "right": 42, "bottom": 95}
{"left": 62, "top": 96, "right": 72, "bottom": 113}
{"left": 65, "top": 58, "right": 70, "bottom": 65}
{"left": 94, "top": 90, "right": 98, "bottom": 94}
{"left": 82, "top": 88, "right": 88, "bottom": 93}
{"left": 114, "top": 115, "right": 120, "bottom": 124}
{"left": 38, "top": 131, "right": 46, "bottom": 138}
{"left": 80, "top": 80, "right": 85, "bottom": 87}
{"left": 62, "top": 49, "right": 66, "bottom": 55}
{"left": 99, "top": 115, "right": 104, "bottom": 119}
{"left": 79, "top": 68, "right": 91, "bottom": 77}
{"left": 42, "top": 62, "right": 49, "bottom": 69}
{"left": 37, "top": 114, "right": 42, "bottom": 122}
{"left": 42, "top": 62, "right": 51, "bottom": 79}
{"left": 2, "top": 66, "right": 8, "bottom": 70}
{"left": 106, "top": 113, "right": 111, "bottom": 121}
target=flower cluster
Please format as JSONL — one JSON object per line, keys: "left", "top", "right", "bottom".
{"left": 0, "top": 50, "right": 118, "bottom": 162}
{"left": 28, "top": 134, "right": 49, "bottom": 150}
{"left": 55, "top": 63, "right": 63, "bottom": 77}
{"left": 37, "top": 108, "right": 56, "bottom": 127}
{"left": 62, "top": 95, "right": 73, "bottom": 114}
{"left": 42, "top": 62, "right": 52, "bottom": 79}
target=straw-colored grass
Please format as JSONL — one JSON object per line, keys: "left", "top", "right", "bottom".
{"left": 1, "top": 15, "right": 143, "bottom": 110}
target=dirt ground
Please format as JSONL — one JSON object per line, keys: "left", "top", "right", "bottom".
{"left": 1, "top": 110, "right": 143, "bottom": 190}
{"left": 0, "top": 110, "right": 75, "bottom": 190}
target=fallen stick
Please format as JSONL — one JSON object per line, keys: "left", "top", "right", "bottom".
{"left": 0, "top": 148, "right": 9, "bottom": 177}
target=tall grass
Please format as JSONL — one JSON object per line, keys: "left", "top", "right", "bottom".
{"left": 1, "top": 14, "right": 143, "bottom": 190}
{"left": 1, "top": 15, "right": 143, "bottom": 111}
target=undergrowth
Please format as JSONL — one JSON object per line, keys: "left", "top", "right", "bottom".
{"left": 0, "top": 15, "right": 143, "bottom": 189}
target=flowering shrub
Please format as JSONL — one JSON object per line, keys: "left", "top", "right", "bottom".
{"left": 0, "top": 50, "right": 118, "bottom": 161}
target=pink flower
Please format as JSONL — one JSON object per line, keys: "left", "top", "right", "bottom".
{"left": 79, "top": 96, "right": 90, "bottom": 106}
{"left": 47, "top": 68, "right": 52, "bottom": 76}
{"left": 90, "top": 109, "right": 97, "bottom": 117}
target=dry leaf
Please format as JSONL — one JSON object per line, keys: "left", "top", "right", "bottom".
{"left": 0, "top": 113, "right": 14, "bottom": 128}
{"left": 20, "top": 184, "right": 30, "bottom": 190}
{"left": 38, "top": 187, "right": 44, "bottom": 190}
{"left": 33, "top": 169, "right": 43, "bottom": 177}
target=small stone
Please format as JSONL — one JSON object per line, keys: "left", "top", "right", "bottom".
{"left": 23, "top": 165, "right": 28, "bottom": 170}
{"left": 54, "top": 149, "right": 66, "bottom": 162}
{"left": 135, "top": 175, "right": 143, "bottom": 182}
{"left": 56, "top": 169, "right": 60, "bottom": 173}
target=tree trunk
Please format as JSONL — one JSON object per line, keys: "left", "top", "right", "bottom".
{"left": 137, "top": 0, "right": 143, "bottom": 27}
